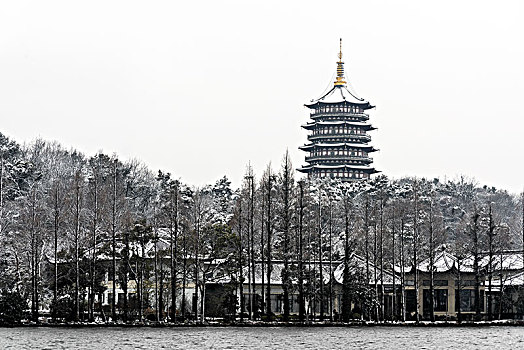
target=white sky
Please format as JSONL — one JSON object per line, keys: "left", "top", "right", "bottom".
{"left": 1, "top": 0, "right": 523, "bottom": 193}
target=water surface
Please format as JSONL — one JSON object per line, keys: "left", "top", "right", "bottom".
{"left": 1, "top": 326, "right": 523, "bottom": 349}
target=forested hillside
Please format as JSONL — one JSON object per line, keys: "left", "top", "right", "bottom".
{"left": 0, "top": 132, "right": 522, "bottom": 323}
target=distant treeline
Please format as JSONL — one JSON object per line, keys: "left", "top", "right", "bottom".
{"left": 0, "top": 131, "right": 523, "bottom": 324}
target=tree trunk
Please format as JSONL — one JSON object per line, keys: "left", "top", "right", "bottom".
{"left": 364, "top": 197, "right": 370, "bottom": 321}
{"left": 260, "top": 186, "right": 265, "bottom": 317}
{"left": 472, "top": 211, "right": 481, "bottom": 319}
{"left": 170, "top": 182, "right": 179, "bottom": 322}
{"left": 89, "top": 171, "right": 98, "bottom": 322}
{"left": 457, "top": 255, "right": 462, "bottom": 323}
{"left": 488, "top": 204, "right": 494, "bottom": 321}
{"left": 30, "top": 188, "right": 39, "bottom": 323}
{"left": 238, "top": 198, "right": 245, "bottom": 320}
{"left": 111, "top": 160, "right": 117, "bottom": 321}
{"left": 53, "top": 184, "right": 59, "bottom": 322}
{"left": 122, "top": 227, "right": 129, "bottom": 323}
{"left": 413, "top": 180, "right": 420, "bottom": 323}
{"left": 265, "top": 172, "right": 272, "bottom": 319}
{"left": 281, "top": 159, "right": 291, "bottom": 322}
{"left": 391, "top": 209, "right": 396, "bottom": 321}
{"left": 298, "top": 181, "right": 306, "bottom": 322}
{"left": 429, "top": 199, "right": 435, "bottom": 323}
{"left": 74, "top": 173, "right": 81, "bottom": 322}
{"left": 400, "top": 217, "right": 406, "bottom": 322}
{"left": 181, "top": 227, "right": 187, "bottom": 320}
{"left": 249, "top": 176, "right": 255, "bottom": 320}
{"left": 341, "top": 192, "right": 351, "bottom": 322}
{"left": 328, "top": 198, "right": 333, "bottom": 321}
{"left": 318, "top": 189, "right": 324, "bottom": 321}
{"left": 154, "top": 221, "right": 159, "bottom": 322}
{"left": 379, "top": 197, "right": 385, "bottom": 321}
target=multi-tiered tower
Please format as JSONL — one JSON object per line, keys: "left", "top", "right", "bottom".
{"left": 298, "top": 39, "right": 378, "bottom": 180}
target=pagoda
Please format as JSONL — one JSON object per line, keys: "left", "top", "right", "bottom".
{"left": 298, "top": 39, "right": 378, "bottom": 180}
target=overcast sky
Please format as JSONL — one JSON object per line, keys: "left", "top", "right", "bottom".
{"left": 1, "top": 0, "right": 523, "bottom": 193}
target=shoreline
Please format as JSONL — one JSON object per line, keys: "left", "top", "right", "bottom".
{"left": 2, "top": 320, "right": 524, "bottom": 328}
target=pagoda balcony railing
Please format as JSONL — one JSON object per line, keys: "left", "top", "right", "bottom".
{"left": 308, "top": 133, "right": 372, "bottom": 142}
{"left": 305, "top": 155, "right": 373, "bottom": 163}
{"left": 310, "top": 112, "right": 369, "bottom": 120}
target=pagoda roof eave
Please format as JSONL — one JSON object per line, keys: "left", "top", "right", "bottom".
{"left": 305, "top": 86, "right": 373, "bottom": 109}
{"left": 299, "top": 142, "right": 377, "bottom": 151}
{"left": 302, "top": 121, "right": 376, "bottom": 130}
{"left": 298, "top": 164, "right": 379, "bottom": 173}
{"left": 305, "top": 101, "right": 374, "bottom": 109}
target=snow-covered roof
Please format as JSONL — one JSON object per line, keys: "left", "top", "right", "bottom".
{"left": 333, "top": 254, "right": 395, "bottom": 285}
{"left": 489, "top": 271, "right": 524, "bottom": 288}
{"left": 299, "top": 142, "right": 376, "bottom": 150}
{"left": 302, "top": 121, "right": 375, "bottom": 130}
{"left": 416, "top": 250, "right": 471, "bottom": 273}
{"left": 405, "top": 250, "right": 524, "bottom": 274}
{"left": 300, "top": 164, "right": 376, "bottom": 171}
{"left": 478, "top": 253, "right": 524, "bottom": 271}
{"left": 213, "top": 261, "right": 340, "bottom": 285}
{"left": 305, "top": 86, "right": 372, "bottom": 108}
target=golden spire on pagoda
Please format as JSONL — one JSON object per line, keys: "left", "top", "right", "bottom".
{"left": 334, "top": 38, "right": 347, "bottom": 87}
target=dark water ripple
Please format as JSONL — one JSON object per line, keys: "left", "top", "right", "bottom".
{"left": 0, "top": 326, "right": 523, "bottom": 349}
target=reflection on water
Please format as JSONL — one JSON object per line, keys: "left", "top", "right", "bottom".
{"left": 1, "top": 326, "right": 524, "bottom": 349}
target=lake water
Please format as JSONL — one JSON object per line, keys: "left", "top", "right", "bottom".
{"left": 1, "top": 326, "right": 523, "bottom": 349}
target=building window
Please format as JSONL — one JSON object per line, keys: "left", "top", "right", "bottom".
{"left": 406, "top": 290, "right": 417, "bottom": 313}
{"left": 455, "top": 280, "right": 479, "bottom": 287}
{"left": 455, "top": 289, "right": 485, "bottom": 312}
{"left": 423, "top": 280, "right": 448, "bottom": 286}
{"left": 423, "top": 289, "right": 448, "bottom": 314}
